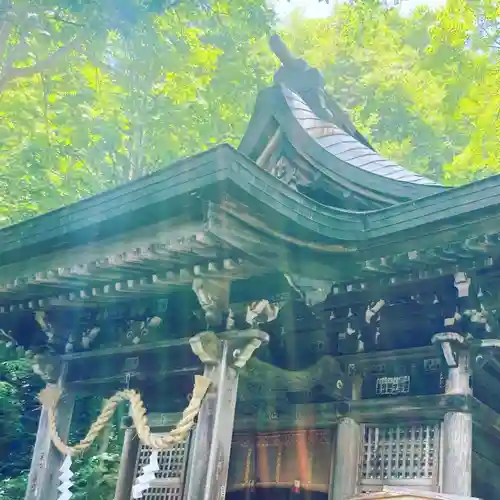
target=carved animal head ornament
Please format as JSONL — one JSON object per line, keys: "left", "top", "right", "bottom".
{"left": 192, "top": 276, "right": 232, "bottom": 330}
{"left": 269, "top": 157, "right": 298, "bottom": 188}
{"left": 35, "top": 310, "right": 56, "bottom": 344}
{"left": 365, "top": 299, "right": 385, "bottom": 324}
{"left": 31, "top": 352, "right": 62, "bottom": 383}
{"left": 81, "top": 326, "right": 101, "bottom": 349}
{"left": 126, "top": 319, "right": 148, "bottom": 345}
{"left": 0, "top": 311, "right": 54, "bottom": 353}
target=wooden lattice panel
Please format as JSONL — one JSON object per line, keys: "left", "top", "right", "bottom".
{"left": 131, "top": 436, "right": 189, "bottom": 500}
{"left": 138, "top": 486, "right": 182, "bottom": 500}
{"left": 359, "top": 423, "right": 440, "bottom": 491}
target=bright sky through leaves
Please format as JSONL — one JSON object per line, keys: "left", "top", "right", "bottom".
{"left": 272, "top": 0, "right": 447, "bottom": 19}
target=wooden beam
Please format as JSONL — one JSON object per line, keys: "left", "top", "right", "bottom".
{"left": 472, "top": 424, "right": 500, "bottom": 469}
{"left": 149, "top": 394, "right": 469, "bottom": 434}
{"left": 0, "top": 212, "right": 267, "bottom": 312}
{"left": 340, "top": 346, "right": 439, "bottom": 373}
{"left": 149, "top": 403, "right": 341, "bottom": 433}
{"left": 349, "top": 394, "right": 469, "bottom": 422}
{"left": 473, "top": 451, "right": 500, "bottom": 496}
{"left": 65, "top": 366, "right": 199, "bottom": 390}
{"left": 471, "top": 396, "right": 500, "bottom": 438}
{"left": 0, "top": 220, "right": 205, "bottom": 288}
{"left": 61, "top": 337, "right": 192, "bottom": 361}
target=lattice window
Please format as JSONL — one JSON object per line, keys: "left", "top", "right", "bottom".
{"left": 131, "top": 434, "right": 189, "bottom": 500}
{"left": 359, "top": 423, "right": 440, "bottom": 491}
{"left": 140, "top": 487, "right": 182, "bottom": 500}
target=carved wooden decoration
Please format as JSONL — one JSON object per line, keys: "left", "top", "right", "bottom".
{"left": 239, "top": 355, "right": 345, "bottom": 401}
{"left": 192, "top": 276, "right": 232, "bottom": 330}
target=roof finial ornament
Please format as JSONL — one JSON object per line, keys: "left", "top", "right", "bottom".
{"left": 269, "top": 34, "right": 297, "bottom": 68}
{"left": 268, "top": 34, "right": 374, "bottom": 151}
{"left": 269, "top": 34, "right": 325, "bottom": 92}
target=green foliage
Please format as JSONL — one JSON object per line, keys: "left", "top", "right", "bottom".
{"left": 0, "top": 450, "right": 121, "bottom": 500}
{"left": 0, "top": 344, "right": 122, "bottom": 499}
{"left": 0, "top": 0, "right": 275, "bottom": 225}
{"left": 283, "top": 0, "right": 499, "bottom": 184}
{"left": 71, "top": 445, "right": 120, "bottom": 500}
{"left": 1, "top": 0, "right": 496, "bottom": 226}
{"left": 0, "top": 472, "right": 28, "bottom": 500}
{"left": 0, "top": 348, "right": 42, "bottom": 481}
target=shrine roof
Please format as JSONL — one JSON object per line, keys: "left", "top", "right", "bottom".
{"left": 1, "top": 142, "right": 500, "bottom": 281}
{"left": 284, "top": 87, "right": 438, "bottom": 188}
{"left": 239, "top": 35, "right": 445, "bottom": 208}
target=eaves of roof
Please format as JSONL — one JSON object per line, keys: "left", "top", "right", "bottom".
{"left": 0, "top": 143, "right": 498, "bottom": 271}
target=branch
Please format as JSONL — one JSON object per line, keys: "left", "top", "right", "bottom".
{"left": 0, "top": 19, "right": 13, "bottom": 66}
{"left": 0, "top": 34, "right": 83, "bottom": 93}
{"left": 48, "top": 11, "right": 85, "bottom": 28}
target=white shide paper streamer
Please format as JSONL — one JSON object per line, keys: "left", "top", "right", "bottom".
{"left": 132, "top": 449, "right": 160, "bottom": 499}
{"left": 57, "top": 455, "right": 74, "bottom": 500}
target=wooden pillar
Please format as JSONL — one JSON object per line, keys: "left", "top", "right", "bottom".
{"left": 184, "top": 339, "right": 239, "bottom": 500}
{"left": 331, "top": 417, "right": 361, "bottom": 500}
{"left": 25, "top": 365, "right": 75, "bottom": 500}
{"left": 183, "top": 330, "right": 266, "bottom": 500}
{"left": 442, "top": 352, "right": 472, "bottom": 496}
{"left": 442, "top": 412, "right": 472, "bottom": 495}
{"left": 114, "top": 427, "right": 140, "bottom": 500}
{"left": 330, "top": 373, "right": 362, "bottom": 500}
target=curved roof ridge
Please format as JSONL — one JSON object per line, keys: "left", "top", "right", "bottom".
{"left": 282, "top": 86, "right": 440, "bottom": 187}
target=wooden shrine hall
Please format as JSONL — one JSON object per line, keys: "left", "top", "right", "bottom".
{"left": 1, "top": 35, "right": 499, "bottom": 500}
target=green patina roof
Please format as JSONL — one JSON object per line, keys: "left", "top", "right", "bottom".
{"left": 0, "top": 143, "right": 499, "bottom": 266}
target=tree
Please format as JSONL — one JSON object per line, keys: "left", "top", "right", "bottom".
{"left": 0, "top": 0, "right": 275, "bottom": 226}
{"left": 0, "top": 346, "right": 43, "bottom": 500}
{"left": 0, "top": 2, "right": 275, "bottom": 498}
{"left": 283, "top": 0, "right": 499, "bottom": 184}
{"left": 0, "top": 0, "right": 234, "bottom": 93}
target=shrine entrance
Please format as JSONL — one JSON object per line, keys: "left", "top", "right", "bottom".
{"left": 227, "top": 487, "right": 328, "bottom": 500}
{"left": 226, "top": 429, "right": 333, "bottom": 500}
